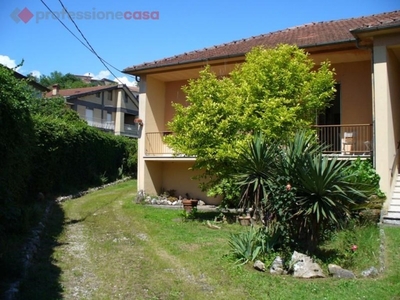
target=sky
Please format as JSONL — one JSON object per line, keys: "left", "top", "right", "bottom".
{"left": 1, "top": 0, "right": 399, "bottom": 87}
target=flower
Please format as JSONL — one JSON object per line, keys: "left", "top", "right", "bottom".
{"left": 286, "top": 183, "right": 291, "bottom": 191}
{"left": 351, "top": 244, "right": 358, "bottom": 251}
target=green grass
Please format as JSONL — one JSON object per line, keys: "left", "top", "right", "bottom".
{"left": 14, "top": 180, "right": 400, "bottom": 299}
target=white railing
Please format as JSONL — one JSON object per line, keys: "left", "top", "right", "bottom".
{"left": 85, "top": 117, "right": 115, "bottom": 130}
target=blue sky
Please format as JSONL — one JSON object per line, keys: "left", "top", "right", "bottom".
{"left": 1, "top": 0, "right": 399, "bottom": 86}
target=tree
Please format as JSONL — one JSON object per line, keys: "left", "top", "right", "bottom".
{"left": 165, "top": 44, "right": 336, "bottom": 196}
{"left": 38, "top": 71, "right": 94, "bottom": 89}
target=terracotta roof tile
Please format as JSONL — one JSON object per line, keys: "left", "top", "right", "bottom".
{"left": 44, "top": 85, "right": 115, "bottom": 98}
{"left": 124, "top": 10, "right": 400, "bottom": 73}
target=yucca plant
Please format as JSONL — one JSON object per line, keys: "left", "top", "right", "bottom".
{"left": 234, "top": 132, "right": 277, "bottom": 219}
{"left": 228, "top": 226, "right": 261, "bottom": 265}
{"left": 293, "top": 154, "right": 367, "bottom": 253}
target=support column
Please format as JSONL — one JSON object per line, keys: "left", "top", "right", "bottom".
{"left": 115, "top": 89, "right": 125, "bottom": 135}
{"left": 373, "top": 45, "right": 392, "bottom": 198}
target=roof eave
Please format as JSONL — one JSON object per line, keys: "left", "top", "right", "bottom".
{"left": 350, "top": 22, "right": 400, "bottom": 38}
{"left": 123, "top": 39, "right": 357, "bottom": 75}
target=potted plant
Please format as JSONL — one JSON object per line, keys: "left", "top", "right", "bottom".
{"left": 134, "top": 118, "right": 143, "bottom": 126}
{"left": 182, "top": 198, "right": 198, "bottom": 212}
{"left": 238, "top": 215, "right": 252, "bottom": 226}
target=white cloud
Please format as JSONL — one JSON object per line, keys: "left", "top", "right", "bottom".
{"left": 30, "top": 70, "right": 41, "bottom": 78}
{"left": 0, "top": 55, "right": 22, "bottom": 71}
{"left": 114, "top": 76, "right": 137, "bottom": 87}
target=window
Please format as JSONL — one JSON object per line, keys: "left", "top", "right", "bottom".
{"left": 107, "top": 91, "right": 112, "bottom": 101}
{"left": 85, "top": 108, "right": 94, "bottom": 126}
{"left": 124, "top": 93, "right": 128, "bottom": 103}
{"left": 95, "top": 92, "right": 100, "bottom": 98}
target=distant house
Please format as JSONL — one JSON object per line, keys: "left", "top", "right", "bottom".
{"left": 45, "top": 84, "right": 139, "bottom": 137}
{"left": 11, "top": 69, "right": 50, "bottom": 96}
{"left": 123, "top": 11, "right": 400, "bottom": 214}
{"left": 73, "top": 74, "right": 119, "bottom": 86}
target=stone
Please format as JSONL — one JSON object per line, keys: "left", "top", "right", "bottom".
{"left": 254, "top": 260, "right": 266, "bottom": 272}
{"left": 136, "top": 190, "right": 145, "bottom": 203}
{"left": 291, "top": 251, "right": 325, "bottom": 278}
{"left": 361, "top": 266, "right": 379, "bottom": 278}
{"left": 270, "top": 256, "right": 285, "bottom": 275}
{"left": 151, "top": 198, "right": 157, "bottom": 205}
{"left": 328, "top": 264, "right": 356, "bottom": 279}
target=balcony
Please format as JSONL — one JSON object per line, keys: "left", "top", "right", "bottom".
{"left": 145, "top": 124, "right": 373, "bottom": 158}
{"left": 145, "top": 132, "right": 174, "bottom": 156}
{"left": 122, "top": 124, "right": 139, "bottom": 137}
{"left": 313, "top": 124, "right": 373, "bottom": 157}
{"left": 83, "top": 117, "right": 139, "bottom": 137}
{"left": 85, "top": 117, "right": 115, "bottom": 131}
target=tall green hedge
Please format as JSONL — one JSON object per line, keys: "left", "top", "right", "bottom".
{"left": 31, "top": 114, "right": 137, "bottom": 194}
{"left": 0, "top": 65, "right": 36, "bottom": 233}
{"left": 0, "top": 65, "right": 137, "bottom": 235}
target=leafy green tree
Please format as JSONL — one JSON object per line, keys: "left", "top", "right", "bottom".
{"left": 165, "top": 44, "right": 336, "bottom": 196}
{"left": 38, "top": 71, "right": 95, "bottom": 89}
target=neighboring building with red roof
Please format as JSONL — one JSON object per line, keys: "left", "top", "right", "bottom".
{"left": 123, "top": 11, "right": 400, "bottom": 223}
{"left": 45, "top": 84, "right": 139, "bottom": 137}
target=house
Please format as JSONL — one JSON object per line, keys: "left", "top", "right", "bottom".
{"left": 123, "top": 11, "right": 400, "bottom": 217}
{"left": 10, "top": 68, "right": 50, "bottom": 96}
{"left": 45, "top": 84, "right": 140, "bottom": 137}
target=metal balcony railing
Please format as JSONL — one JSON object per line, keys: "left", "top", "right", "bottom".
{"left": 145, "top": 132, "right": 174, "bottom": 155}
{"left": 85, "top": 117, "right": 115, "bottom": 130}
{"left": 312, "top": 124, "right": 373, "bottom": 156}
{"left": 123, "top": 124, "right": 139, "bottom": 137}
{"left": 145, "top": 124, "right": 373, "bottom": 157}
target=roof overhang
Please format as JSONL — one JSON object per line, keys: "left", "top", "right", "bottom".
{"left": 124, "top": 40, "right": 359, "bottom": 78}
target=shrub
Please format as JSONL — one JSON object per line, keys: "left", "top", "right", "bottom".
{"left": 228, "top": 226, "right": 280, "bottom": 265}
{"left": 229, "top": 226, "right": 262, "bottom": 265}
{"left": 233, "top": 130, "right": 369, "bottom": 255}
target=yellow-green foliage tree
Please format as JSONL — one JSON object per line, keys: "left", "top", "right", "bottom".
{"left": 166, "top": 44, "right": 336, "bottom": 198}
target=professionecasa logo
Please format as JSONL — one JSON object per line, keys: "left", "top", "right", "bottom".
{"left": 11, "top": 7, "right": 159, "bottom": 24}
{"left": 10, "top": 8, "right": 34, "bottom": 23}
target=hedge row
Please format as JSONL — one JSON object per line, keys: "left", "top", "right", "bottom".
{"left": 0, "top": 65, "right": 137, "bottom": 235}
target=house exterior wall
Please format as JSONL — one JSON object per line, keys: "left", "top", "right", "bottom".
{"left": 165, "top": 80, "right": 188, "bottom": 125}
{"left": 333, "top": 60, "right": 372, "bottom": 125}
{"left": 138, "top": 56, "right": 377, "bottom": 203}
{"left": 162, "top": 161, "right": 220, "bottom": 204}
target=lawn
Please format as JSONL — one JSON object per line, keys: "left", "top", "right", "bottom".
{"left": 17, "top": 180, "right": 400, "bottom": 300}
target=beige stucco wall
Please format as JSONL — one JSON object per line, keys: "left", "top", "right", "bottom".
{"left": 164, "top": 80, "right": 188, "bottom": 125}
{"left": 142, "top": 160, "right": 220, "bottom": 204}
{"left": 333, "top": 60, "right": 372, "bottom": 125}
{"left": 137, "top": 76, "right": 166, "bottom": 193}
{"left": 162, "top": 161, "right": 220, "bottom": 204}
{"left": 143, "top": 161, "right": 163, "bottom": 196}
{"left": 146, "top": 76, "right": 166, "bottom": 132}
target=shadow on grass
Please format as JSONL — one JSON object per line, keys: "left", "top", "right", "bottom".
{"left": 191, "top": 211, "right": 239, "bottom": 224}
{"left": 17, "top": 201, "right": 66, "bottom": 300}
